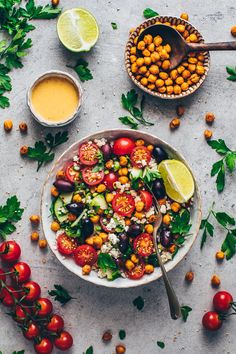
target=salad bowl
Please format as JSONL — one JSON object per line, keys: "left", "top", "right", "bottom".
{"left": 41, "top": 129, "right": 202, "bottom": 288}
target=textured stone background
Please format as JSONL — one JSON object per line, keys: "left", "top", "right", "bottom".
{"left": 0, "top": 0, "right": 236, "bottom": 353}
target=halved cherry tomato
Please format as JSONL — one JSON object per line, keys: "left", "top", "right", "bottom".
{"left": 82, "top": 167, "right": 104, "bottom": 186}
{"left": 74, "top": 245, "right": 98, "bottom": 267}
{"left": 213, "top": 291, "right": 233, "bottom": 312}
{"left": 35, "top": 298, "right": 53, "bottom": 317}
{"left": 57, "top": 234, "right": 78, "bottom": 256}
{"left": 14, "top": 305, "right": 31, "bottom": 323}
{"left": 140, "top": 190, "right": 153, "bottom": 211}
{"left": 0, "top": 286, "right": 19, "bottom": 306}
{"left": 46, "top": 314, "right": 64, "bottom": 332}
{"left": 126, "top": 262, "right": 145, "bottom": 280}
{"left": 22, "top": 281, "right": 41, "bottom": 302}
{"left": 104, "top": 172, "right": 118, "bottom": 190}
{"left": 131, "top": 146, "right": 151, "bottom": 168}
{"left": 113, "top": 137, "right": 135, "bottom": 155}
{"left": 202, "top": 311, "right": 223, "bottom": 331}
{"left": 79, "top": 142, "right": 100, "bottom": 166}
{"left": 0, "top": 241, "right": 21, "bottom": 263}
{"left": 133, "top": 233, "right": 154, "bottom": 257}
{"left": 24, "top": 322, "right": 40, "bottom": 340}
{"left": 10, "top": 262, "right": 31, "bottom": 283}
{"left": 112, "top": 193, "right": 135, "bottom": 217}
{"left": 100, "top": 217, "right": 115, "bottom": 233}
{"left": 34, "top": 338, "right": 53, "bottom": 354}
{"left": 65, "top": 162, "right": 81, "bottom": 183}
{"left": 54, "top": 331, "right": 73, "bottom": 351}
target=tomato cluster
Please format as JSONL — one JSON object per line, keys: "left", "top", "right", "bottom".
{"left": 0, "top": 240, "right": 73, "bottom": 353}
{"left": 202, "top": 291, "right": 236, "bottom": 331}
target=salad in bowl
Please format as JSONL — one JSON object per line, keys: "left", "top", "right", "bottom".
{"left": 42, "top": 130, "right": 201, "bottom": 287}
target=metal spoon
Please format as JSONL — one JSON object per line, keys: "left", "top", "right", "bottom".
{"left": 148, "top": 187, "right": 181, "bottom": 320}
{"left": 137, "top": 24, "right": 236, "bottom": 70}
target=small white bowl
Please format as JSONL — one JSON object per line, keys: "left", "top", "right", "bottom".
{"left": 27, "top": 70, "right": 83, "bottom": 127}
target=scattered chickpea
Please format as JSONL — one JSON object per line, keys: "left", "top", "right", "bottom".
{"left": 145, "top": 224, "right": 154, "bottom": 234}
{"left": 148, "top": 214, "right": 157, "bottom": 223}
{"left": 134, "top": 211, "right": 144, "bottom": 220}
{"left": 72, "top": 194, "right": 82, "bottom": 203}
{"left": 204, "top": 129, "right": 213, "bottom": 140}
{"left": 119, "top": 156, "right": 128, "bottom": 166}
{"left": 145, "top": 264, "right": 154, "bottom": 274}
{"left": 176, "top": 105, "right": 185, "bottom": 117}
{"left": 106, "top": 193, "right": 114, "bottom": 203}
{"left": 163, "top": 214, "right": 171, "bottom": 225}
{"left": 180, "top": 13, "right": 189, "bottom": 21}
{"left": 51, "top": 0, "right": 59, "bottom": 7}
{"left": 30, "top": 215, "right": 40, "bottom": 225}
{"left": 211, "top": 274, "right": 221, "bottom": 287}
{"left": 135, "top": 201, "right": 145, "bottom": 212}
{"left": 51, "top": 221, "right": 60, "bottom": 232}
{"left": 20, "top": 145, "right": 28, "bottom": 156}
{"left": 135, "top": 139, "right": 145, "bottom": 146}
{"left": 97, "top": 184, "right": 106, "bottom": 193}
{"left": 171, "top": 202, "right": 181, "bottom": 213}
{"left": 119, "top": 176, "right": 129, "bottom": 184}
{"left": 102, "top": 330, "right": 112, "bottom": 342}
{"left": 185, "top": 271, "right": 194, "bottom": 282}
{"left": 90, "top": 215, "right": 100, "bottom": 223}
{"left": 215, "top": 251, "right": 225, "bottom": 261}
{"left": 82, "top": 264, "right": 91, "bottom": 275}
{"left": 19, "top": 122, "right": 28, "bottom": 133}
{"left": 51, "top": 186, "right": 59, "bottom": 197}
{"left": 4, "top": 120, "right": 13, "bottom": 132}
{"left": 231, "top": 25, "right": 236, "bottom": 37}
{"left": 93, "top": 236, "right": 103, "bottom": 249}
{"left": 130, "top": 254, "right": 139, "bottom": 264}
{"left": 56, "top": 170, "right": 66, "bottom": 179}
{"left": 118, "top": 167, "right": 128, "bottom": 176}
{"left": 38, "top": 239, "right": 47, "bottom": 249}
{"left": 99, "top": 232, "right": 108, "bottom": 242}
{"left": 125, "top": 259, "right": 135, "bottom": 271}
{"left": 205, "top": 112, "right": 215, "bottom": 124}
{"left": 147, "top": 144, "right": 154, "bottom": 152}
{"left": 85, "top": 237, "right": 94, "bottom": 246}
{"left": 169, "top": 118, "right": 181, "bottom": 130}
{"left": 31, "top": 231, "right": 39, "bottom": 242}
{"left": 116, "top": 345, "right": 126, "bottom": 354}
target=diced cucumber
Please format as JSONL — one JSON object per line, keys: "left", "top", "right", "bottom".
{"left": 90, "top": 194, "right": 108, "bottom": 210}
{"left": 54, "top": 197, "right": 68, "bottom": 223}
{"left": 60, "top": 192, "right": 73, "bottom": 205}
{"left": 71, "top": 209, "right": 86, "bottom": 228}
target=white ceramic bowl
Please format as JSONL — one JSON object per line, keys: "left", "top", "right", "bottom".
{"left": 41, "top": 129, "right": 202, "bottom": 288}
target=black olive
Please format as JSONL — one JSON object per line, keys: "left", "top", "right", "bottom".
{"left": 152, "top": 180, "right": 166, "bottom": 199}
{"left": 53, "top": 179, "right": 74, "bottom": 192}
{"left": 101, "top": 143, "right": 112, "bottom": 161}
{"left": 159, "top": 229, "right": 172, "bottom": 248}
{"left": 118, "top": 234, "right": 129, "bottom": 253}
{"left": 81, "top": 218, "right": 94, "bottom": 239}
{"left": 153, "top": 146, "right": 168, "bottom": 163}
{"left": 127, "top": 224, "right": 142, "bottom": 238}
{"left": 66, "top": 202, "right": 84, "bottom": 216}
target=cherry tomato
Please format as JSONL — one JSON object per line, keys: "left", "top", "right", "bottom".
{"left": 79, "top": 142, "right": 100, "bottom": 166}
{"left": 133, "top": 233, "right": 154, "bottom": 257}
{"left": 140, "top": 190, "right": 153, "bottom": 211}
{"left": 35, "top": 298, "right": 53, "bottom": 317}
{"left": 213, "top": 291, "right": 233, "bottom": 312}
{"left": 0, "top": 268, "right": 6, "bottom": 284}
{"left": 113, "top": 137, "right": 135, "bottom": 155}
{"left": 74, "top": 245, "right": 98, "bottom": 267}
{"left": 0, "top": 241, "right": 21, "bottom": 263}
{"left": 34, "top": 338, "right": 53, "bottom": 354}
{"left": 112, "top": 193, "right": 135, "bottom": 217}
{"left": 104, "top": 172, "right": 118, "bottom": 190}
{"left": 23, "top": 322, "right": 40, "bottom": 340}
{"left": 126, "top": 262, "right": 145, "bottom": 280}
{"left": 202, "top": 311, "right": 223, "bottom": 331}
{"left": 82, "top": 167, "right": 104, "bottom": 186}
{"left": 14, "top": 304, "right": 31, "bottom": 323}
{"left": 22, "top": 281, "right": 41, "bottom": 302}
{"left": 57, "top": 234, "right": 78, "bottom": 256}
{"left": 54, "top": 331, "right": 73, "bottom": 351}
{"left": 131, "top": 146, "right": 151, "bottom": 168}
{"left": 10, "top": 262, "right": 31, "bottom": 283}
{"left": 0, "top": 286, "right": 19, "bottom": 306}
{"left": 65, "top": 162, "right": 81, "bottom": 183}
{"left": 46, "top": 314, "right": 64, "bottom": 332}
{"left": 100, "top": 217, "right": 115, "bottom": 233}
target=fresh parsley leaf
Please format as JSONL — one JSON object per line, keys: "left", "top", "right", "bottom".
{"left": 181, "top": 305, "right": 192, "bottom": 322}
{"left": 214, "top": 212, "right": 235, "bottom": 228}
{"left": 171, "top": 210, "right": 192, "bottom": 236}
{"left": 221, "top": 231, "right": 236, "bottom": 260}
{"left": 119, "top": 329, "right": 126, "bottom": 340}
{"left": 142, "top": 167, "right": 161, "bottom": 186}
{"left": 0, "top": 196, "right": 24, "bottom": 239}
{"left": 133, "top": 296, "right": 144, "bottom": 310}
{"left": 83, "top": 346, "right": 93, "bottom": 354}
{"left": 143, "top": 8, "right": 159, "bottom": 19}
{"left": 119, "top": 116, "right": 138, "bottom": 129}
{"left": 157, "top": 341, "right": 165, "bottom": 349}
{"left": 67, "top": 59, "right": 93, "bottom": 82}
{"left": 92, "top": 150, "right": 104, "bottom": 172}
{"left": 226, "top": 66, "right": 236, "bottom": 81}
{"left": 200, "top": 220, "right": 214, "bottom": 249}
{"left": 12, "top": 351, "right": 25, "bottom": 354}
{"left": 45, "top": 131, "right": 69, "bottom": 149}
{"left": 97, "top": 253, "right": 117, "bottom": 271}
{"left": 111, "top": 22, "right": 118, "bottom": 29}
{"left": 208, "top": 139, "right": 230, "bottom": 155}
{"left": 48, "top": 284, "right": 74, "bottom": 305}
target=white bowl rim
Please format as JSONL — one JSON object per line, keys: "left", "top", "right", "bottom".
{"left": 41, "top": 129, "right": 202, "bottom": 288}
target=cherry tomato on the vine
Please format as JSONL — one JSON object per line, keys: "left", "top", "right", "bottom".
{"left": 10, "top": 262, "right": 31, "bottom": 283}
{"left": 0, "top": 241, "right": 21, "bottom": 263}
{"left": 35, "top": 298, "right": 53, "bottom": 317}
{"left": 0, "top": 286, "right": 19, "bottom": 307}
{"left": 202, "top": 311, "right": 223, "bottom": 331}
{"left": 14, "top": 305, "right": 31, "bottom": 323}
{"left": 46, "top": 314, "right": 64, "bottom": 332}
{"left": 213, "top": 291, "right": 234, "bottom": 312}
{"left": 34, "top": 338, "right": 53, "bottom": 354}
{"left": 22, "top": 281, "right": 41, "bottom": 302}
{"left": 0, "top": 268, "right": 6, "bottom": 284}
{"left": 23, "top": 322, "right": 40, "bottom": 340}
{"left": 54, "top": 331, "right": 73, "bottom": 351}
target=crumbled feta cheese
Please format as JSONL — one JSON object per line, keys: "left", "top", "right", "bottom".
{"left": 94, "top": 138, "right": 107, "bottom": 147}
{"left": 109, "top": 248, "right": 121, "bottom": 259}
{"left": 97, "top": 269, "right": 107, "bottom": 278}
{"left": 73, "top": 155, "right": 79, "bottom": 162}
{"left": 130, "top": 190, "right": 138, "bottom": 197}
{"left": 146, "top": 206, "right": 155, "bottom": 218}
{"left": 134, "top": 196, "right": 141, "bottom": 204}
{"left": 106, "top": 218, "right": 117, "bottom": 230}
{"left": 108, "top": 233, "right": 119, "bottom": 245}
{"left": 101, "top": 243, "right": 113, "bottom": 253}
{"left": 149, "top": 158, "right": 158, "bottom": 170}
{"left": 161, "top": 251, "right": 172, "bottom": 263}
{"left": 160, "top": 205, "right": 167, "bottom": 214}
{"left": 166, "top": 202, "right": 171, "bottom": 210}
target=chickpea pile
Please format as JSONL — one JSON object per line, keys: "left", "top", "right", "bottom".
{"left": 129, "top": 22, "right": 206, "bottom": 95}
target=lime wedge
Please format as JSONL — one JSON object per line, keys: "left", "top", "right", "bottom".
{"left": 158, "top": 160, "right": 195, "bottom": 203}
{"left": 57, "top": 8, "right": 99, "bottom": 52}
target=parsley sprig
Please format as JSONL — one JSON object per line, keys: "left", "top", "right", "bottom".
{"left": 143, "top": 8, "right": 159, "bottom": 19}
{"left": 181, "top": 305, "right": 192, "bottom": 322}
{"left": 0, "top": 0, "right": 61, "bottom": 108}
{"left": 27, "top": 131, "right": 68, "bottom": 171}
{"left": 171, "top": 210, "right": 192, "bottom": 247}
{"left": 208, "top": 139, "right": 236, "bottom": 192}
{"left": 83, "top": 346, "right": 93, "bottom": 354}
{"left": 133, "top": 296, "right": 145, "bottom": 310}
{"left": 119, "top": 89, "right": 154, "bottom": 129}
{"left": 226, "top": 66, "right": 236, "bottom": 81}
{"left": 0, "top": 196, "right": 24, "bottom": 239}
{"left": 200, "top": 203, "right": 236, "bottom": 259}
{"left": 67, "top": 58, "right": 93, "bottom": 82}
{"left": 48, "top": 284, "right": 74, "bottom": 305}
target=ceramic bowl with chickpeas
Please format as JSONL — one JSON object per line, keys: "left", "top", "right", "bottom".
{"left": 125, "top": 16, "right": 210, "bottom": 99}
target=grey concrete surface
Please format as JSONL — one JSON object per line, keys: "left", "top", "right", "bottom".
{"left": 0, "top": 0, "right": 236, "bottom": 353}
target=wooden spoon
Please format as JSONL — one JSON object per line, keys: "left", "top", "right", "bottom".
{"left": 138, "top": 24, "right": 236, "bottom": 70}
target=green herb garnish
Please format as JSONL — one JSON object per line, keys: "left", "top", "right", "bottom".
{"left": 83, "top": 346, "right": 93, "bottom": 354}
{"left": 0, "top": 196, "right": 24, "bottom": 239}
{"left": 119, "top": 329, "right": 126, "bottom": 340}
{"left": 111, "top": 22, "right": 118, "bottom": 30}
{"left": 12, "top": 351, "right": 25, "bottom": 354}
{"left": 226, "top": 66, "right": 236, "bottom": 81}
{"left": 97, "top": 253, "right": 121, "bottom": 281}
{"left": 181, "top": 305, "right": 192, "bottom": 322}
{"left": 157, "top": 341, "right": 165, "bottom": 349}
{"left": 171, "top": 210, "right": 192, "bottom": 236}
{"left": 143, "top": 8, "right": 159, "bottom": 19}
{"left": 208, "top": 139, "right": 236, "bottom": 192}
{"left": 119, "top": 89, "right": 154, "bottom": 129}
{"left": 48, "top": 284, "right": 74, "bottom": 305}
{"left": 92, "top": 151, "right": 105, "bottom": 172}
{"left": 133, "top": 296, "right": 144, "bottom": 310}
{"left": 67, "top": 58, "right": 93, "bottom": 82}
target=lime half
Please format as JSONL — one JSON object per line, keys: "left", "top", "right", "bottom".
{"left": 57, "top": 8, "right": 99, "bottom": 52}
{"left": 158, "top": 160, "right": 195, "bottom": 203}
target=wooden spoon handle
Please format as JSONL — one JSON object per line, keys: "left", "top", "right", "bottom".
{"left": 187, "top": 41, "right": 236, "bottom": 52}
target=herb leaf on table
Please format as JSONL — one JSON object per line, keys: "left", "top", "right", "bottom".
{"left": 143, "top": 8, "right": 159, "bottom": 19}
{"left": 12, "top": 351, "right": 25, "bottom": 354}
{"left": 226, "top": 66, "right": 236, "bottom": 81}
{"left": 181, "top": 305, "right": 192, "bottom": 322}
{"left": 119, "top": 329, "right": 126, "bottom": 340}
{"left": 0, "top": 196, "right": 24, "bottom": 239}
{"left": 133, "top": 296, "right": 144, "bottom": 310}
{"left": 67, "top": 59, "right": 93, "bottom": 82}
{"left": 48, "top": 284, "right": 74, "bottom": 305}
{"left": 157, "top": 341, "right": 165, "bottom": 349}
{"left": 111, "top": 22, "right": 118, "bottom": 29}
{"left": 83, "top": 346, "right": 93, "bottom": 354}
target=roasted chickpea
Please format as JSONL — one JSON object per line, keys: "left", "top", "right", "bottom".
{"left": 148, "top": 43, "right": 155, "bottom": 52}
{"left": 82, "top": 265, "right": 92, "bottom": 275}
{"left": 19, "top": 122, "right": 28, "bottom": 133}
{"left": 143, "top": 34, "right": 153, "bottom": 45}
{"left": 131, "top": 63, "right": 138, "bottom": 73}
{"left": 182, "top": 61, "right": 189, "bottom": 67}
{"left": 116, "top": 345, "right": 126, "bottom": 354}
{"left": 93, "top": 236, "right": 103, "bottom": 249}
{"left": 73, "top": 194, "right": 82, "bottom": 203}
{"left": 176, "top": 104, "right": 185, "bottom": 117}
{"left": 166, "top": 86, "right": 174, "bottom": 95}
{"left": 125, "top": 259, "right": 135, "bottom": 271}
{"left": 135, "top": 139, "right": 145, "bottom": 146}
{"left": 190, "top": 73, "right": 200, "bottom": 83}
{"left": 148, "top": 74, "right": 157, "bottom": 83}
{"left": 197, "top": 54, "right": 205, "bottom": 62}
{"left": 182, "top": 69, "right": 191, "bottom": 79}
{"left": 170, "top": 118, "right": 180, "bottom": 129}
{"left": 196, "top": 65, "right": 205, "bottom": 75}
{"left": 90, "top": 215, "right": 100, "bottom": 223}
{"left": 133, "top": 36, "right": 138, "bottom": 45}
{"left": 173, "top": 85, "right": 182, "bottom": 95}
{"left": 143, "top": 49, "right": 151, "bottom": 57}
{"left": 4, "top": 120, "right": 13, "bottom": 132}
{"left": 147, "top": 83, "right": 155, "bottom": 90}
{"left": 205, "top": 112, "right": 215, "bottom": 124}
{"left": 130, "top": 55, "right": 137, "bottom": 64}
{"left": 119, "top": 176, "right": 129, "bottom": 184}
{"left": 171, "top": 202, "right": 181, "bottom": 213}
{"left": 188, "top": 57, "right": 198, "bottom": 64}
{"left": 51, "top": 0, "right": 59, "bottom": 6}
{"left": 216, "top": 251, "right": 225, "bottom": 261}
{"left": 51, "top": 186, "right": 59, "bottom": 197}
{"left": 158, "top": 86, "right": 166, "bottom": 93}
{"left": 177, "top": 65, "right": 185, "bottom": 74}
{"left": 145, "top": 224, "right": 154, "bottom": 234}
{"left": 149, "top": 65, "right": 159, "bottom": 75}
{"left": 185, "top": 271, "right": 194, "bottom": 282}
{"left": 137, "top": 40, "right": 145, "bottom": 50}
{"left": 211, "top": 274, "right": 221, "bottom": 287}
{"left": 136, "top": 201, "right": 145, "bottom": 212}
{"left": 119, "top": 156, "right": 128, "bottom": 166}
{"left": 162, "top": 60, "right": 170, "bottom": 70}
{"left": 159, "top": 72, "right": 168, "bottom": 80}
{"left": 99, "top": 232, "right": 108, "bottom": 242}
{"left": 176, "top": 24, "right": 185, "bottom": 33}
{"left": 150, "top": 52, "right": 160, "bottom": 63}
{"left": 20, "top": 145, "right": 28, "bottom": 156}
{"left": 188, "top": 64, "right": 196, "bottom": 73}
{"left": 170, "top": 69, "right": 178, "bottom": 80}
{"left": 51, "top": 221, "right": 60, "bottom": 232}
{"left": 106, "top": 193, "right": 114, "bottom": 203}
{"left": 135, "top": 58, "right": 144, "bottom": 67}
{"left": 175, "top": 76, "right": 184, "bottom": 85}
{"left": 181, "top": 82, "right": 189, "bottom": 91}
{"left": 97, "top": 183, "right": 106, "bottom": 193}
{"left": 189, "top": 33, "right": 198, "bottom": 42}
{"left": 164, "top": 22, "right": 171, "bottom": 26}
{"left": 56, "top": 170, "right": 65, "bottom": 179}
{"left": 159, "top": 49, "right": 169, "bottom": 60}
{"left": 140, "top": 77, "right": 148, "bottom": 86}
{"left": 163, "top": 214, "right": 171, "bottom": 225}
{"left": 183, "top": 30, "right": 189, "bottom": 39}
{"left": 153, "top": 35, "right": 163, "bottom": 46}
{"left": 30, "top": 215, "right": 40, "bottom": 225}
{"left": 144, "top": 56, "right": 152, "bottom": 66}
{"left": 31, "top": 231, "right": 39, "bottom": 242}
{"left": 145, "top": 70, "right": 150, "bottom": 78}
{"left": 204, "top": 129, "right": 213, "bottom": 140}
{"left": 130, "top": 254, "right": 139, "bottom": 264}
{"left": 155, "top": 79, "right": 165, "bottom": 88}
{"left": 130, "top": 46, "right": 136, "bottom": 55}
{"left": 145, "top": 264, "right": 154, "bottom": 274}
{"left": 138, "top": 66, "right": 147, "bottom": 74}
{"left": 164, "top": 44, "right": 172, "bottom": 53}
{"left": 165, "top": 78, "right": 173, "bottom": 86}
{"left": 39, "top": 240, "right": 47, "bottom": 249}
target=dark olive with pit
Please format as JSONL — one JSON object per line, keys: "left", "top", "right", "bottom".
{"left": 127, "top": 224, "right": 142, "bottom": 238}
{"left": 81, "top": 218, "right": 94, "bottom": 239}
{"left": 159, "top": 229, "right": 172, "bottom": 248}
{"left": 101, "top": 143, "right": 112, "bottom": 161}
{"left": 53, "top": 179, "right": 74, "bottom": 192}
{"left": 153, "top": 146, "right": 168, "bottom": 163}
{"left": 66, "top": 203, "right": 84, "bottom": 216}
{"left": 152, "top": 180, "right": 166, "bottom": 199}
{"left": 118, "top": 234, "right": 129, "bottom": 253}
